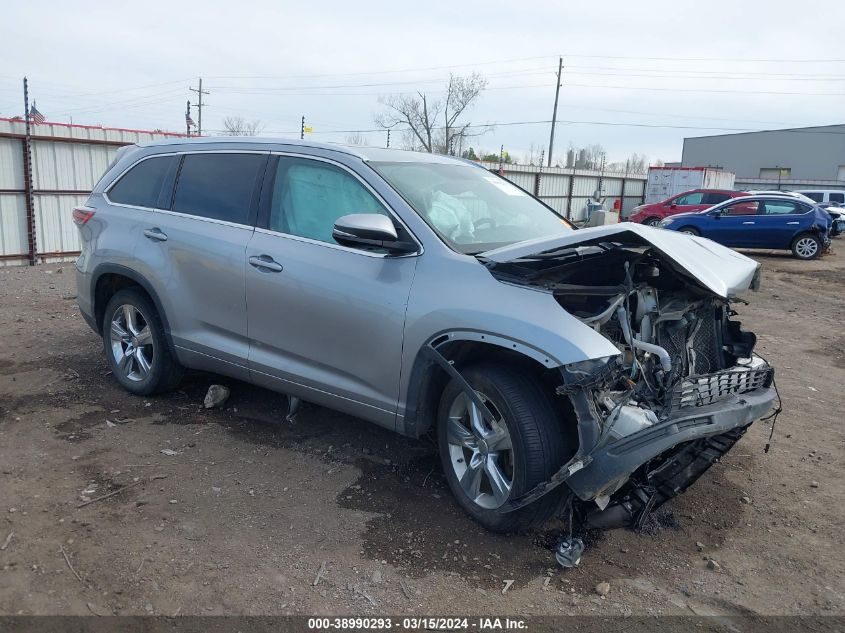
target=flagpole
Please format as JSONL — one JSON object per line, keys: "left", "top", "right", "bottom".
{"left": 22, "top": 77, "right": 37, "bottom": 266}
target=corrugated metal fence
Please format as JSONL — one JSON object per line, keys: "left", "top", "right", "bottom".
{"left": 0, "top": 118, "right": 185, "bottom": 266}
{"left": 479, "top": 162, "right": 647, "bottom": 222}
{"left": 0, "top": 120, "right": 648, "bottom": 266}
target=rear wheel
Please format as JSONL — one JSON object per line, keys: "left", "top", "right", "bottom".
{"left": 643, "top": 217, "right": 661, "bottom": 227}
{"left": 678, "top": 226, "right": 700, "bottom": 236}
{"left": 791, "top": 233, "right": 822, "bottom": 260}
{"left": 103, "top": 288, "right": 183, "bottom": 395}
{"left": 437, "top": 364, "right": 573, "bottom": 533}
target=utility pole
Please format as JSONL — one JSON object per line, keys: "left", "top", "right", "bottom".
{"left": 186, "top": 100, "right": 191, "bottom": 137}
{"left": 301, "top": 116, "right": 306, "bottom": 140}
{"left": 189, "top": 78, "right": 209, "bottom": 136}
{"left": 22, "top": 77, "right": 37, "bottom": 266}
{"left": 386, "top": 128, "right": 390, "bottom": 148}
{"left": 498, "top": 144, "right": 504, "bottom": 175}
{"left": 547, "top": 57, "right": 563, "bottom": 167}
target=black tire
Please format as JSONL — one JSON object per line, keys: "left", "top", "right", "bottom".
{"left": 437, "top": 363, "right": 574, "bottom": 533}
{"left": 643, "top": 217, "right": 661, "bottom": 227}
{"left": 102, "top": 288, "right": 184, "bottom": 395}
{"left": 678, "top": 226, "right": 700, "bottom": 236}
{"left": 791, "top": 233, "right": 822, "bottom": 260}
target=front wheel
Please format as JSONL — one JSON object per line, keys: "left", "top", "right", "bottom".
{"left": 643, "top": 217, "right": 661, "bottom": 227}
{"left": 102, "top": 288, "right": 184, "bottom": 395}
{"left": 791, "top": 233, "right": 822, "bottom": 260}
{"left": 437, "top": 364, "right": 573, "bottom": 533}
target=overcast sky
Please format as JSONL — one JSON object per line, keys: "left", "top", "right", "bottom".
{"left": 2, "top": 0, "right": 843, "bottom": 164}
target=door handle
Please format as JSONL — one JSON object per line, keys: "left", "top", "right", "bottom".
{"left": 143, "top": 228, "right": 168, "bottom": 242}
{"left": 249, "top": 255, "right": 283, "bottom": 273}
{"left": 742, "top": 221, "right": 755, "bottom": 225}
{"left": 787, "top": 221, "right": 799, "bottom": 225}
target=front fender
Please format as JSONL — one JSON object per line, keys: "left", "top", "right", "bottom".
{"left": 396, "top": 253, "right": 621, "bottom": 435}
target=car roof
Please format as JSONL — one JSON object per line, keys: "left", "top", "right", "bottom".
{"left": 719, "top": 194, "right": 815, "bottom": 203}
{"left": 134, "top": 136, "right": 469, "bottom": 165}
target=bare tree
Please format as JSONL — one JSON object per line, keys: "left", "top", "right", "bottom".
{"left": 345, "top": 132, "right": 369, "bottom": 146}
{"left": 220, "top": 116, "right": 264, "bottom": 136}
{"left": 376, "top": 73, "right": 487, "bottom": 154}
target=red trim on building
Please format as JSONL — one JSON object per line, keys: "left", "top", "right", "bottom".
{"left": 0, "top": 116, "right": 188, "bottom": 138}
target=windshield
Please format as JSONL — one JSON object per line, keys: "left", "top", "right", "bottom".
{"left": 370, "top": 161, "right": 573, "bottom": 254}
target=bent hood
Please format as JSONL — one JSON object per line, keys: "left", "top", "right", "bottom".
{"left": 480, "top": 222, "right": 760, "bottom": 299}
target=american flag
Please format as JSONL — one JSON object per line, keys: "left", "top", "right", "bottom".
{"left": 185, "top": 111, "right": 196, "bottom": 128}
{"left": 29, "top": 102, "right": 45, "bottom": 125}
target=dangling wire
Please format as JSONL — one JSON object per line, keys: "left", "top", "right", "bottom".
{"left": 762, "top": 377, "right": 783, "bottom": 454}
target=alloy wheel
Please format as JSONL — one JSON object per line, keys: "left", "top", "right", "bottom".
{"left": 795, "top": 237, "right": 818, "bottom": 259}
{"left": 109, "top": 304, "right": 154, "bottom": 382}
{"left": 446, "top": 391, "right": 515, "bottom": 509}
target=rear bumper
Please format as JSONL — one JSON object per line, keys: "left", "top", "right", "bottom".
{"left": 566, "top": 385, "right": 776, "bottom": 500}
{"left": 75, "top": 266, "right": 98, "bottom": 334}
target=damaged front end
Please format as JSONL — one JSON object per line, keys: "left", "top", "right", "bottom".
{"left": 481, "top": 225, "right": 777, "bottom": 533}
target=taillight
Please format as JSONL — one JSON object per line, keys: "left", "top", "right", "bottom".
{"left": 72, "top": 207, "right": 95, "bottom": 226}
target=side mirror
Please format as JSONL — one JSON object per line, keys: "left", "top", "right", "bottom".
{"left": 332, "top": 214, "right": 416, "bottom": 253}
{"left": 669, "top": 203, "right": 677, "bottom": 209}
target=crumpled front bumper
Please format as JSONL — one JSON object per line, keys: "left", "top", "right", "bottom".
{"left": 566, "top": 385, "right": 776, "bottom": 501}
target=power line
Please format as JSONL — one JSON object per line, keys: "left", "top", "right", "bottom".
{"left": 559, "top": 53, "right": 845, "bottom": 63}
{"left": 563, "top": 83, "right": 845, "bottom": 96}
{"left": 564, "top": 64, "right": 845, "bottom": 79}
{"left": 206, "top": 119, "right": 845, "bottom": 137}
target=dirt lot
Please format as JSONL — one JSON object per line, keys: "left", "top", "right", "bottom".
{"left": 0, "top": 249, "right": 843, "bottom": 618}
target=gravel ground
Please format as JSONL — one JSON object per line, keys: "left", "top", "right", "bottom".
{"left": 0, "top": 249, "right": 842, "bottom": 617}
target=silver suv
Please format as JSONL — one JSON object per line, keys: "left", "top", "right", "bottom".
{"left": 75, "top": 138, "right": 776, "bottom": 536}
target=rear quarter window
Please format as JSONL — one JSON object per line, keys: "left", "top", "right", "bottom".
{"left": 704, "top": 193, "right": 731, "bottom": 204}
{"left": 107, "top": 155, "right": 175, "bottom": 208}
{"left": 799, "top": 192, "right": 824, "bottom": 203}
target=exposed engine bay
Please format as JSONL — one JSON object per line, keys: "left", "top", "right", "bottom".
{"left": 488, "top": 241, "right": 772, "bottom": 433}
{"left": 483, "top": 237, "right": 776, "bottom": 546}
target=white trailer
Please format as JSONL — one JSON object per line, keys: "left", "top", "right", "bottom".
{"left": 645, "top": 167, "right": 735, "bottom": 204}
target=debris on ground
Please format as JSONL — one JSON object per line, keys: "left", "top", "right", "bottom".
{"left": 707, "top": 559, "right": 721, "bottom": 570}
{"left": 313, "top": 561, "right": 326, "bottom": 586}
{"left": 87, "top": 602, "right": 111, "bottom": 616}
{"left": 502, "top": 579, "right": 515, "bottom": 594}
{"left": 204, "top": 384, "right": 230, "bottom": 409}
{"left": 595, "top": 582, "right": 611, "bottom": 597}
{"left": 554, "top": 535, "right": 585, "bottom": 568}
{"left": 399, "top": 579, "right": 414, "bottom": 600}
{"left": 0, "top": 531, "right": 14, "bottom": 551}
{"left": 811, "top": 481, "right": 820, "bottom": 488}
{"left": 160, "top": 449, "right": 179, "bottom": 456}
{"left": 60, "top": 545, "right": 84, "bottom": 583}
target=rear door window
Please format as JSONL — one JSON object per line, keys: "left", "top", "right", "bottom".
{"left": 172, "top": 153, "right": 266, "bottom": 224}
{"left": 107, "top": 155, "right": 175, "bottom": 208}
{"left": 829, "top": 192, "right": 844, "bottom": 204}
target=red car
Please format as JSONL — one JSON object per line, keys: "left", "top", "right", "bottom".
{"left": 629, "top": 189, "right": 749, "bottom": 226}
